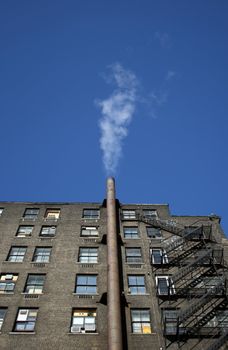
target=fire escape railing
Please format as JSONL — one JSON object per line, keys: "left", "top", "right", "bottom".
{"left": 206, "top": 328, "right": 228, "bottom": 350}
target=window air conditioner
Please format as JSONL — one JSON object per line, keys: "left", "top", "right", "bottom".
{"left": 71, "top": 326, "right": 81, "bottom": 333}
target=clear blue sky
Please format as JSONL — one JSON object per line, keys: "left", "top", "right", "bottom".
{"left": 0, "top": 1, "right": 228, "bottom": 234}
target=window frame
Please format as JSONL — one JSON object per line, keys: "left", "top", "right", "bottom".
{"left": 125, "top": 248, "right": 142, "bottom": 264}
{"left": 82, "top": 209, "right": 100, "bottom": 219}
{"left": 78, "top": 247, "right": 98, "bottom": 263}
{"left": 146, "top": 227, "right": 162, "bottom": 239}
{"left": 23, "top": 208, "right": 39, "bottom": 220}
{"left": 39, "top": 226, "right": 56, "bottom": 237}
{"left": 122, "top": 210, "right": 136, "bottom": 220}
{"left": 0, "top": 308, "right": 7, "bottom": 331}
{"left": 44, "top": 209, "right": 61, "bottom": 220}
{"left": 156, "top": 276, "right": 175, "bottom": 295}
{"left": 80, "top": 226, "right": 99, "bottom": 237}
{"left": 16, "top": 226, "right": 33, "bottom": 238}
{"left": 24, "top": 274, "right": 45, "bottom": 295}
{"left": 123, "top": 227, "right": 139, "bottom": 239}
{"left": 143, "top": 209, "right": 158, "bottom": 219}
{"left": 128, "top": 275, "right": 146, "bottom": 295}
{"left": 7, "top": 246, "right": 27, "bottom": 262}
{"left": 32, "top": 247, "right": 52, "bottom": 263}
{"left": 151, "top": 248, "right": 168, "bottom": 265}
{"left": 71, "top": 309, "right": 97, "bottom": 333}
{"left": 13, "top": 308, "right": 38, "bottom": 332}
{"left": 0, "top": 274, "right": 18, "bottom": 294}
{"left": 131, "top": 309, "right": 152, "bottom": 334}
{"left": 75, "top": 275, "right": 97, "bottom": 295}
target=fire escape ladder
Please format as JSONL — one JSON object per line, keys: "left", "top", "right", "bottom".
{"left": 178, "top": 279, "right": 225, "bottom": 325}
{"left": 138, "top": 214, "right": 185, "bottom": 235}
{"left": 172, "top": 249, "right": 213, "bottom": 284}
{"left": 206, "top": 327, "right": 228, "bottom": 350}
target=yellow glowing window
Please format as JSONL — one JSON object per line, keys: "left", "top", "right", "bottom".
{"left": 45, "top": 209, "right": 60, "bottom": 219}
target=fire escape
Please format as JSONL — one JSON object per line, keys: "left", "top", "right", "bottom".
{"left": 139, "top": 214, "right": 228, "bottom": 350}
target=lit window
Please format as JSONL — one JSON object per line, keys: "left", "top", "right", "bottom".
{"left": 128, "top": 275, "right": 146, "bottom": 294}
{"left": 71, "top": 309, "right": 96, "bottom": 333}
{"left": 81, "top": 226, "right": 98, "bottom": 237}
{"left": 40, "top": 226, "right": 56, "bottom": 237}
{"left": 78, "top": 248, "right": 98, "bottom": 263}
{"left": 24, "top": 274, "right": 45, "bottom": 294}
{"left": 131, "top": 309, "right": 151, "bottom": 334}
{"left": 33, "top": 247, "right": 51, "bottom": 263}
{"left": 156, "top": 276, "right": 175, "bottom": 295}
{"left": 0, "top": 274, "right": 18, "bottom": 293}
{"left": 0, "top": 308, "right": 7, "bottom": 330}
{"left": 14, "top": 308, "right": 38, "bottom": 332}
{"left": 151, "top": 249, "right": 168, "bottom": 264}
{"left": 75, "top": 275, "right": 97, "bottom": 294}
{"left": 23, "top": 208, "right": 39, "bottom": 220}
{"left": 143, "top": 209, "right": 157, "bottom": 218}
{"left": 122, "top": 210, "right": 136, "bottom": 219}
{"left": 45, "top": 209, "right": 60, "bottom": 220}
{"left": 146, "top": 227, "right": 162, "bottom": 239}
{"left": 16, "top": 226, "right": 33, "bottom": 238}
{"left": 126, "top": 248, "right": 142, "bottom": 263}
{"left": 0, "top": 208, "right": 4, "bottom": 216}
{"left": 7, "top": 247, "right": 27, "bottom": 262}
{"left": 124, "top": 227, "right": 139, "bottom": 239}
{"left": 82, "top": 209, "right": 99, "bottom": 219}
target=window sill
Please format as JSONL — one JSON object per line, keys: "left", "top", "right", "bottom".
{"left": 131, "top": 332, "right": 157, "bottom": 335}
{"left": 127, "top": 293, "right": 150, "bottom": 296}
{"left": 39, "top": 236, "right": 56, "bottom": 240}
{"left": 0, "top": 292, "right": 14, "bottom": 295}
{"left": 21, "top": 292, "right": 43, "bottom": 295}
{"left": 15, "top": 236, "right": 32, "bottom": 239}
{"left": 9, "top": 332, "right": 36, "bottom": 335}
{"left": 2, "top": 261, "right": 24, "bottom": 264}
{"left": 68, "top": 332, "right": 99, "bottom": 335}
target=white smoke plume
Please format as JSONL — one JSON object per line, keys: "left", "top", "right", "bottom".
{"left": 97, "top": 63, "right": 138, "bottom": 175}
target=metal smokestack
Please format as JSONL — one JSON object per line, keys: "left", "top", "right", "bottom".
{"left": 107, "top": 177, "right": 123, "bottom": 350}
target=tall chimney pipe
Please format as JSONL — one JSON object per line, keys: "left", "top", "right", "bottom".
{"left": 107, "top": 177, "right": 123, "bottom": 350}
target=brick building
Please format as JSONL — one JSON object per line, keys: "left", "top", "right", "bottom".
{"left": 0, "top": 178, "right": 227, "bottom": 350}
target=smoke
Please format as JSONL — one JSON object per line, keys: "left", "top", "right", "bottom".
{"left": 97, "top": 63, "right": 138, "bottom": 175}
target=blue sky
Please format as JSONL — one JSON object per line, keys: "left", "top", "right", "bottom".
{"left": 0, "top": 1, "right": 228, "bottom": 234}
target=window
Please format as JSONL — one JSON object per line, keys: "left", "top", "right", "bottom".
{"left": 16, "top": 226, "right": 33, "bottom": 238}
{"left": 23, "top": 208, "right": 39, "bottom": 220}
{"left": 162, "top": 309, "right": 178, "bottom": 335}
{"left": 82, "top": 209, "right": 99, "bottom": 219}
{"left": 40, "top": 226, "right": 56, "bottom": 237}
{"left": 75, "top": 275, "right": 97, "bottom": 294}
{"left": 124, "top": 227, "right": 139, "bottom": 239}
{"left": 14, "top": 308, "right": 38, "bottom": 332}
{"left": 45, "top": 209, "right": 60, "bottom": 220}
{"left": 0, "top": 208, "right": 3, "bottom": 216}
{"left": 126, "top": 248, "right": 142, "bottom": 263}
{"left": 0, "top": 274, "right": 18, "bottom": 293}
{"left": 146, "top": 227, "right": 162, "bottom": 239}
{"left": 78, "top": 248, "right": 98, "bottom": 263}
{"left": 0, "top": 308, "right": 7, "bottom": 330}
{"left": 122, "top": 210, "right": 136, "bottom": 219}
{"left": 128, "top": 275, "right": 146, "bottom": 295}
{"left": 131, "top": 309, "right": 151, "bottom": 334}
{"left": 156, "top": 276, "right": 175, "bottom": 295}
{"left": 7, "top": 246, "right": 26, "bottom": 262}
{"left": 71, "top": 309, "right": 96, "bottom": 333}
{"left": 81, "top": 226, "right": 98, "bottom": 237}
{"left": 143, "top": 209, "right": 157, "bottom": 218}
{"left": 24, "top": 274, "right": 45, "bottom": 294}
{"left": 33, "top": 247, "right": 51, "bottom": 263}
{"left": 151, "top": 249, "right": 168, "bottom": 264}
{"left": 216, "top": 310, "right": 228, "bottom": 327}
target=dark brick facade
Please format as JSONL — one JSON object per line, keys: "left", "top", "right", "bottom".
{"left": 0, "top": 200, "right": 227, "bottom": 350}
